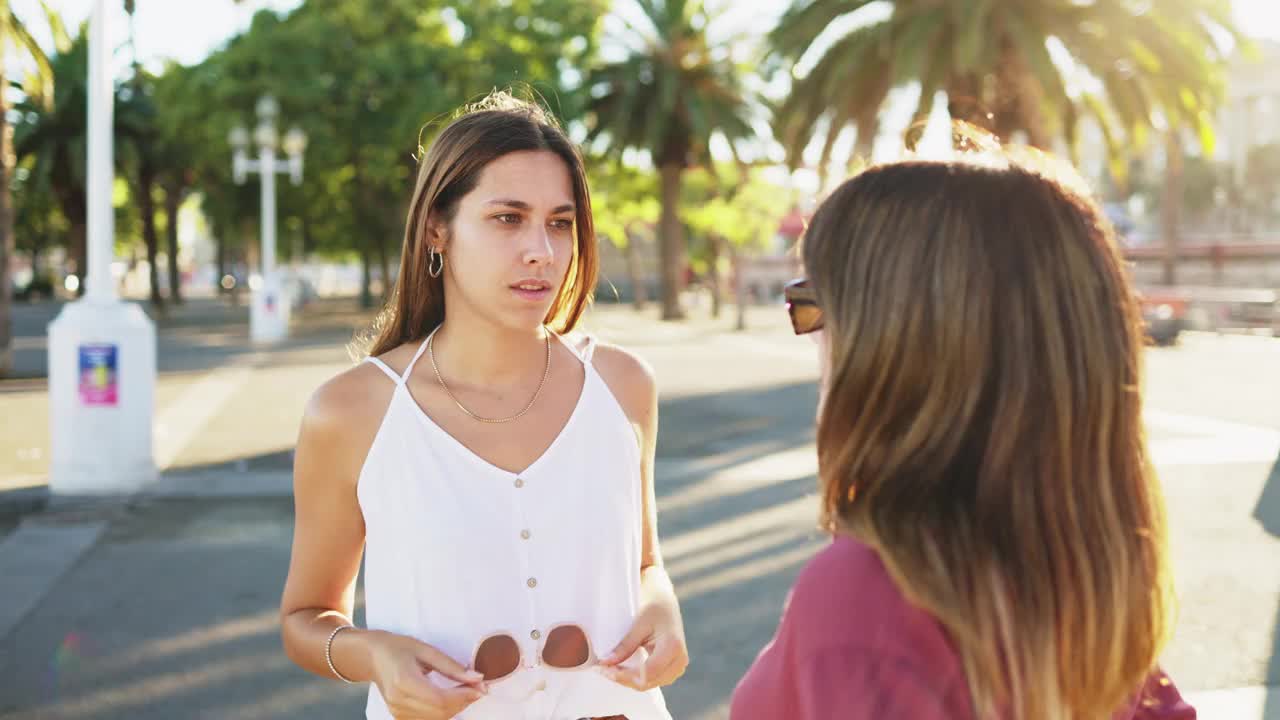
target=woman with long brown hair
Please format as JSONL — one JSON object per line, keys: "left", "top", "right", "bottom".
{"left": 731, "top": 154, "right": 1194, "bottom": 719}
{"left": 279, "top": 92, "right": 686, "bottom": 720}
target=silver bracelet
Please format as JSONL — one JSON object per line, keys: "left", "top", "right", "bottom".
{"left": 326, "top": 624, "right": 357, "bottom": 683}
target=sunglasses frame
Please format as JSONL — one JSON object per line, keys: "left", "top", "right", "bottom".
{"left": 784, "top": 278, "right": 823, "bottom": 335}
{"left": 469, "top": 622, "right": 599, "bottom": 685}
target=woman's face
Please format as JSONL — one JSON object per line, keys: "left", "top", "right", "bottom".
{"left": 435, "top": 150, "right": 577, "bottom": 332}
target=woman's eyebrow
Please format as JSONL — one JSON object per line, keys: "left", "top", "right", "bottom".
{"left": 485, "top": 198, "right": 574, "bottom": 214}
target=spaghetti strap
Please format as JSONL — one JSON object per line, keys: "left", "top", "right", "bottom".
{"left": 363, "top": 356, "right": 402, "bottom": 384}
{"left": 401, "top": 329, "right": 436, "bottom": 382}
{"left": 581, "top": 334, "right": 599, "bottom": 363}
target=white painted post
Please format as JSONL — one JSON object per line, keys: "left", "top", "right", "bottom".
{"left": 47, "top": 0, "right": 157, "bottom": 496}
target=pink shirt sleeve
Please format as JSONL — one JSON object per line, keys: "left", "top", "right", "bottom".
{"left": 1116, "top": 668, "right": 1197, "bottom": 720}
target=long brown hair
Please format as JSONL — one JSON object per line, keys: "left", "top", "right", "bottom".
{"left": 357, "top": 91, "right": 598, "bottom": 358}
{"left": 804, "top": 155, "right": 1172, "bottom": 719}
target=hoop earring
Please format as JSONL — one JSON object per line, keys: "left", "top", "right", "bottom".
{"left": 428, "top": 247, "right": 444, "bottom": 278}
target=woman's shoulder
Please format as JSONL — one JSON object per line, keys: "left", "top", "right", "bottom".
{"left": 299, "top": 344, "right": 415, "bottom": 457}
{"left": 572, "top": 333, "right": 656, "bottom": 422}
{"left": 784, "top": 535, "right": 964, "bottom": 672}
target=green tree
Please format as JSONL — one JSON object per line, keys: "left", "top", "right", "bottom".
{"left": 590, "top": 159, "right": 659, "bottom": 309}
{"left": 584, "top": 0, "right": 757, "bottom": 320}
{"left": 180, "top": 0, "right": 603, "bottom": 307}
{"left": 682, "top": 164, "right": 790, "bottom": 318}
{"left": 1, "top": 0, "right": 61, "bottom": 376}
{"left": 116, "top": 66, "right": 168, "bottom": 310}
{"left": 770, "top": 0, "right": 1240, "bottom": 171}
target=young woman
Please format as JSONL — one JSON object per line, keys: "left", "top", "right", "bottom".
{"left": 731, "top": 156, "right": 1194, "bottom": 720}
{"left": 280, "top": 93, "right": 686, "bottom": 720}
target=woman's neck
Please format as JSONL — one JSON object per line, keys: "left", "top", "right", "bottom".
{"left": 429, "top": 318, "right": 551, "bottom": 390}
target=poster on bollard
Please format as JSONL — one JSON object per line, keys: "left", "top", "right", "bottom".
{"left": 78, "top": 343, "right": 119, "bottom": 406}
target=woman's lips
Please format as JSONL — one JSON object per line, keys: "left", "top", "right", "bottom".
{"left": 510, "top": 283, "right": 552, "bottom": 302}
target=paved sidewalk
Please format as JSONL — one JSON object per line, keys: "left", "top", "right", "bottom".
{"left": 1, "top": 298, "right": 1277, "bottom": 719}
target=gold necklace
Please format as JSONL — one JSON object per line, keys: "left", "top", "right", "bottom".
{"left": 428, "top": 329, "right": 552, "bottom": 424}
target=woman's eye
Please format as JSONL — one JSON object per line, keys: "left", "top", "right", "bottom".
{"left": 495, "top": 214, "right": 521, "bottom": 225}
{"left": 550, "top": 218, "right": 574, "bottom": 230}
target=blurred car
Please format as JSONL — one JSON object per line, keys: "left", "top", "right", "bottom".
{"left": 1137, "top": 291, "right": 1187, "bottom": 346}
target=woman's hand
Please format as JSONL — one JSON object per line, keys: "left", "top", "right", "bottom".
{"left": 366, "top": 630, "right": 487, "bottom": 719}
{"left": 596, "top": 567, "right": 689, "bottom": 691}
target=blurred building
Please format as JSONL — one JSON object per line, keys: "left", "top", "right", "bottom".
{"left": 1216, "top": 39, "right": 1280, "bottom": 185}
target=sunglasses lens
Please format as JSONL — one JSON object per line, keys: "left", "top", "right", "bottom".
{"left": 542, "top": 625, "right": 590, "bottom": 669}
{"left": 475, "top": 634, "right": 521, "bottom": 681}
{"left": 788, "top": 302, "right": 823, "bottom": 335}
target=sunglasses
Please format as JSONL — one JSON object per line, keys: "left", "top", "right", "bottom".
{"left": 784, "top": 279, "right": 823, "bottom": 335}
{"left": 435, "top": 624, "right": 637, "bottom": 718}
{"left": 472, "top": 623, "right": 596, "bottom": 683}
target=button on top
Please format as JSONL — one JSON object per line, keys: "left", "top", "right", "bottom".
{"left": 531, "top": 629, "right": 541, "bottom": 640}
{"left": 520, "top": 529, "right": 531, "bottom": 540}
{"left": 514, "top": 478, "right": 525, "bottom": 488}
{"left": 527, "top": 577, "right": 538, "bottom": 588}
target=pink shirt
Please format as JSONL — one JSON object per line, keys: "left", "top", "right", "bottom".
{"left": 730, "top": 535, "right": 1195, "bottom": 720}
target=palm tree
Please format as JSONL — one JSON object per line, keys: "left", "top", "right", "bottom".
{"left": 770, "top": 0, "right": 1239, "bottom": 171}
{"left": 14, "top": 25, "right": 89, "bottom": 302}
{"left": 116, "top": 70, "right": 165, "bottom": 311}
{"left": 0, "top": 0, "right": 62, "bottom": 377}
{"left": 584, "top": 0, "right": 756, "bottom": 320}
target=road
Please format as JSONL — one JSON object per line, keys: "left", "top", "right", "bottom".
{"left": 0, "top": 297, "right": 1276, "bottom": 719}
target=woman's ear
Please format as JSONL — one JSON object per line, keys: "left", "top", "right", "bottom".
{"left": 426, "top": 216, "right": 448, "bottom": 253}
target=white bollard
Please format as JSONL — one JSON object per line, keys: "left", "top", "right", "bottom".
{"left": 249, "top": 272, "right": 290, "bottom": 344}
{"left": 48, "top": 301, "right": 157, "bottom": 494}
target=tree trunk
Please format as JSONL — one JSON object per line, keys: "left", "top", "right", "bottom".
{"left": 625, "top": 223, "right": 647, "bottom": 311}
{"left": 215, "top": 224, "right": 227, "bottom": 294}
{"left": 996, "top": 35, "right": 1052, "bottom": 149}
{"left": 137, "top": 161, "right": 164, "bottom": 311}
{"left": 657, "top": 162, "right": 686, "bottom": 321}
{"left": 164, "top": 183, "right": 183, "bottom": 304}
{"left": 851, "top": 112, "right": 878, "bottom": 171}
{"left": 708, "top": 233, "right": 724, "bottom": 319}
{"left": 945, "top": 73, "right": 994, "bottom": 145}
{"left": 51, "top": 143, "right": 88, "bottom": 296}
{"left": 376, "top": 234, "right": 391, "bottom": 300}
{"left": 0, "top": 52, "right": 13, "bottom": 377}
{"left": 70, "top": 220, "right": 87, "bottom": 297}
{"left": 1161, "top": 130, "right": 1184, "bottom": 286}
{"left": 360, "top": 245, "right": 374, "bottom": 309}
{"left": 729, "top": 243, "right": 746, "bottom": 332}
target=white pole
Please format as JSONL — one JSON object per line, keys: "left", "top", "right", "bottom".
{"left": 86, "top": 0, "right": 115, "bottom": 302}
{"left": 261, "top": 147, "right": 277, "bottom": 278}
{"left": 48, "top": 0, "right": 156, "bottom": 496}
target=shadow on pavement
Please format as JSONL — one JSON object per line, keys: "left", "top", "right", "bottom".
{"left": 0, "top": 356, "right": 825, "bottom": 719}
{"left": 0, "top": 495, "right": 370, "bottom": 720}
{"left": 653, "top": 380, "right": 824, "bottom": 718}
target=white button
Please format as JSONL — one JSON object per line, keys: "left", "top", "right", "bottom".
{"left": 520, "top": 529, "right": 531, "bottom": 540}
{"left": 527, "top": 577, "right": 538, "bottom": 588}
{"left": 514, "top": 478, "right": 525, "bottom": 488}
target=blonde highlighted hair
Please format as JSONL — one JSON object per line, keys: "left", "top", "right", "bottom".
{"left": 805, "top": 151, "right": 1173, "bottom": 719}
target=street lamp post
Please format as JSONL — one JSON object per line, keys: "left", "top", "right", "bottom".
{"left": 229, "top": 97, "right": 306, "bottom": 344}
{"left": 47, "top": 0, "right": 157, "bottom": 496}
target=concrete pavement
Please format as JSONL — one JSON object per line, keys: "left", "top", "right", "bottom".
{"left": 1, "top": 298, "right": 1277, "bottom": 719}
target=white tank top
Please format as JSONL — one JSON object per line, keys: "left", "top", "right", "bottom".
{"left": 358, "top": 329, "right": 672, "bottom": 720}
